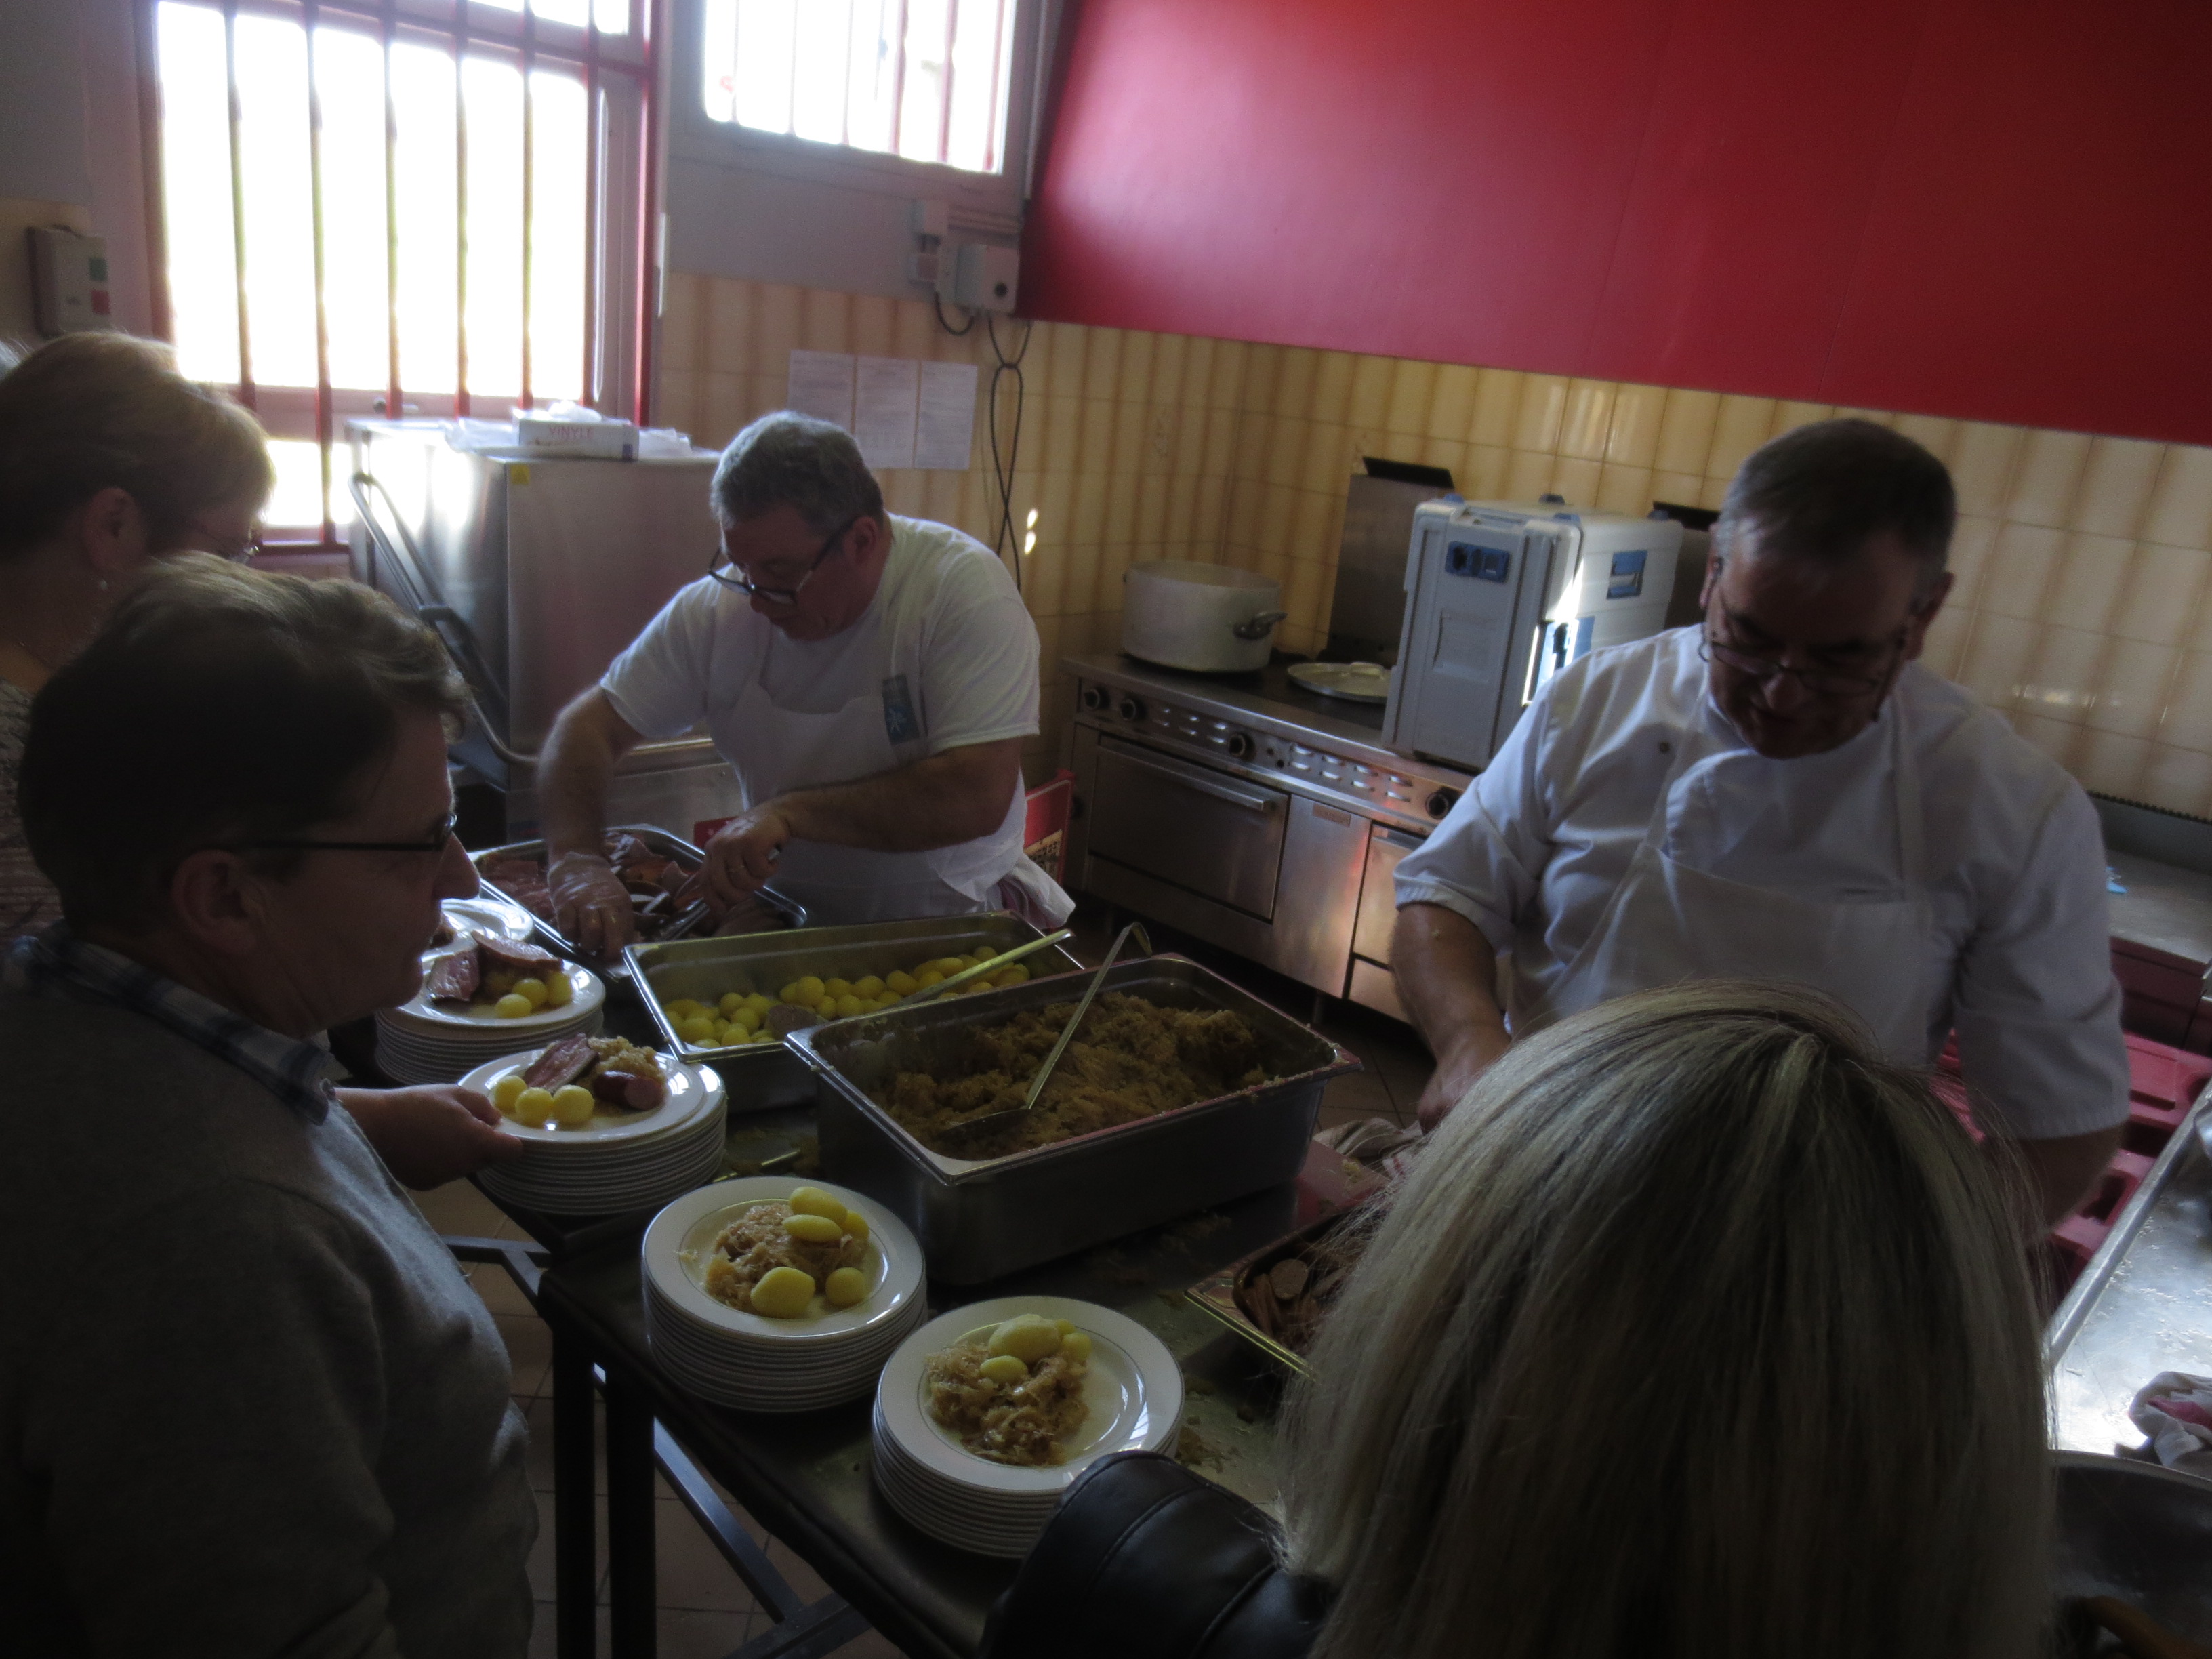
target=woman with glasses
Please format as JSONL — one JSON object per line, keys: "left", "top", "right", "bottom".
{"left": 535, "top": 411, "right": 1073, "bottom": 949}
{"left": 1389, "top": 418, "right": 2128, "bottom": 1230}
{"left": 0, "top": 332, "right": 270, "bottom": 944}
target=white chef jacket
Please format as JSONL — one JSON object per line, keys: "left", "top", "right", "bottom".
{"left": 600, "top": 514, "right": 1061, "bottom": 920}
{"left": 1394, "top": 626, "right": 2129, "bottom": 1141}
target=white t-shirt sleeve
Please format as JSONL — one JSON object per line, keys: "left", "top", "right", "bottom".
{"left": 1391, "top": 684, "right": 1555, "bottom": 957}
{"left": 598, "top": 578, "right": 722, "bottom": 741}
{"left": 1952, "top": 781, "right": 2131, "bottom": 1141}
{"left": 915, "top": 554, "right": 1040, "bottom": 754}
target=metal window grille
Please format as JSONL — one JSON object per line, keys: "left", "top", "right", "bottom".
{"left": 699, "top": 0, "right": 1017, "bottom": 175}
{"left": 144, "top": 0, "right": 657, "bottom": 546}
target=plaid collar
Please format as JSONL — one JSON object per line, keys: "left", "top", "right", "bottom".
{"left": 5, "top": 922, "right": 336, "bottom": 1122}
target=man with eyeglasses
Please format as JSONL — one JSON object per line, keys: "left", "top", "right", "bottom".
{"left": 1393, "top": 418, "right": 2127, "bottom": 1227}
{"left": 538, "top": 411, "right": 1072, "bottom": 945}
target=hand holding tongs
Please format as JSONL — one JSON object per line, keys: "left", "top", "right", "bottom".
{"left": 943, "top": 921, "right": 1151, "bottom": 1142}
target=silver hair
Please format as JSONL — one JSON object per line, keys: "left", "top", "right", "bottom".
{"left": 1277, "top": 980, "right": 2050, "bottom": 1659}
{"left": 709, "top": 411, "right": 885, "bottom": 533}
{"left": 1712, "top": 417, "right": 1956, "bottom": 602}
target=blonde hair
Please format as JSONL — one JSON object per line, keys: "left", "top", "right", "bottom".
{"left": 1278, "top": 981, "right": 2050, "bottom": 1659}
{"left": 0, "top": 332, "right": 272, "bottom": 558}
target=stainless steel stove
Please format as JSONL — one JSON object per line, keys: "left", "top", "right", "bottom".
{"left": 1065, "top": 652, "right": 1474, "bottom": 1021}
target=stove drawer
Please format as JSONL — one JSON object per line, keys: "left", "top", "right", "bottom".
{"left": 1353, "top": 823, "right": 1426, "bottom": 965}
{"left": 1090, "top": 735, "right": 1288, "bottom": 920}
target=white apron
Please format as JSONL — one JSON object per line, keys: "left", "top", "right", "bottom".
{"left": 717, "top": 675, "right": 1071, "bottom": 928}
{"left": 1517, "top": 701, "right": 1936, "bottom": 1062}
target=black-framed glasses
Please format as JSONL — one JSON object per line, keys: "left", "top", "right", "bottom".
{"left": 1698, "top": 630, "right": 1901, "bottom": 698}
{"left": 707, "top": 513, "right": 861, "bottom": 606}
{"left": 190, "top": 523, "right": 262, "bottom": 563}
{"left": 234, "top": 810, "right": 459, "bottom": 855}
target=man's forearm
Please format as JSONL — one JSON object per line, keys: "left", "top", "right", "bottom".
{"left": 538, "top": 691, "right": 629, "bottom": 859}
{"left": 1393, "top": 903, "right": 1512, "bottom": 1071}
{"left": 778, "top": 745, "right": 1017, "bottom": 853}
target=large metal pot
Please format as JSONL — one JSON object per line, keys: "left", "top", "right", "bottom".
{"left": 1121, "top": 560, "right": 1287, "bottom": 672}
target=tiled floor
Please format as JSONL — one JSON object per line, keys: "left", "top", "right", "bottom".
{"left": 417, "top": 904, "right": 1435, "bottom": 1658}
{"left": 411, "top": 1176, "right": 906, "bottom": 1659}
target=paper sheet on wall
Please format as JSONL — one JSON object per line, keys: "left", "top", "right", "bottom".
{"left": 785, "top": 350, "right": 856, "bottom": 430}
{"left": 854, "top": 356, "right": 920, "bottom": 470}
{"left": 915, "top": 361, "right": 980, "bottom": 470}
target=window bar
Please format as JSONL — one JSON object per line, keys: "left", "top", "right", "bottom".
{"left": 630, "top": 0, "right": 658, "bottom": 426}
{"left": 581, "top": 9, "right": 601, "bottom": 407}
{"left": 838, "top": 0, "right": 853, "bottom": 149}
{"left": 887, "top": 0, "right": 910, "bottom": 159}
{"left": 304, "top": 0, "right": 336, "bottom": 546}
{"left": 137, "top": 0, "right": 174, "bottom": 342}
{"left": 222, "top": 1, "right": 258, "bottom": 409}
{"left": 785, "top": 1, "right": 800, "bottom": 140}
{"left": 520, "top": 3, "right": 537, "bottom": 413}
{"left": 453, "top": 0, "right": 472, "bottom": 418}
{"left": 380, "top": 3, "right": 405, "bottom": 439}
{"left": 935, "top": 0, "right": 959, "bottom": 167}
{"left": 981, "top": 0, "right": 1007, "bottom": 172}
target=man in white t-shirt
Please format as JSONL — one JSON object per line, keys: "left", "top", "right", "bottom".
{"left": 537, "top": 413, "right": 1072, "bottom": 946}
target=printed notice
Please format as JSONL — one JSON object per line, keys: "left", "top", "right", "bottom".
{"left": 916, "top": 361, "right": 980, "bottom": 470}
{"left": 786, "top": 350, "right": 856, "bottom": 430}
{"left": 854, "top": 355, "right": 920, "bottom": 470}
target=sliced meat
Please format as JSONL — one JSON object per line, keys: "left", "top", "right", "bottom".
{"left": 592, "top": 1069, "right": 666, "bottom": 1110}
{"left": 425, "top": 940, "right": 482, "bottom": 1002}
{"left": 478, "top": 935, "right": 562, "bottom": 975}
{"left": 480, "top": 855, "right": 554, "bottom": 920}
{"left": 523, "top": 1034, "right": 596, "bottom": 1090}
{"left": 657, "top": 859, "right": 697, "bottom": 898}
{"left": 603, "top": 832, "right": 653, "bottom": 872}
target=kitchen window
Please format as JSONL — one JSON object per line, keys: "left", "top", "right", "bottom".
{"left": 145, "top": 0, "right": 655, "bottom": 546}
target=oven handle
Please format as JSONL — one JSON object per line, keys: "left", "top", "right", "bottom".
{"left": 1101, "top": 737, "right": 1283, "bottom": 815}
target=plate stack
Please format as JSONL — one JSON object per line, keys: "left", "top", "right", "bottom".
{"left": 641, "top": 1179, "right": 928, "bottom": 1413}
{"left": 871, "top": 1296, "right": 1185, "bottom": 1558}
{"left": 374, "top": 964, "right": 605, "bottom": 1086}
{"left": 464, "top": 1050, "right": 728, "bottom": 1216}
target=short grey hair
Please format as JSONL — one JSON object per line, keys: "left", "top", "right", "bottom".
{"left": 1715, "top": 417, "right": 1957, "bottom": 599}
{"left": 710, "top": 412, "right": 885, "bottom": 533}
{"left": 1277, "top": 980, "right": 2050, "bottom": 1659}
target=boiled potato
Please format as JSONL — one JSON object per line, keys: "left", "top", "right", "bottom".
{"left": 987, "top": 1314, "right": 1063, "bottom": 1363}
{"left": 677, "top": 1015, "right": 718, "bottom": 1044}
{"left": 875, "top": 989, "right": 901, "bottom": 1006}
{"left": 1061, "top": 1330, "right": 1092, "bottom": 1363}
{"left": 834, "top": 994, "right": 865, "bottom": 1019}
{"left": 541, "top": 971, "right": 574, "bottom": 1008}
{"left": 551, "top": 1084, "right": 596, "bottom": 1125}
{"left": 853, "top": 975, "right": 885, "bottom": 998}
{"left": 979, "top": 1354, "right": 1029, "bottom": 1386}
{"left": 668, "top": 998, "right": 706, "bottom": 1019}
{"left": 513, "top": 977, "right": 550, "bottom": 1008}
{"left": 493, "top": 992, "right": 533, "bottom": 1019}
{"left": 724, "top": 1004, "right": 759, "bottom": 1033}
{"left": 491, "top": 1074, "right": 527, "bottom": 1115}
{"left": 748, "top": 1029, "right": 778, "bottom": 1044}
{"left": 715, "top": 1024, "right": 747, "bottom": 1046}
{"left": 515, "top": 1086, "right": 555, "bottom": 1120}
{"left": 992, "top": 965, "right": 1030, "bottom": 988}
{"left": 783, "top": 1213, "right": 843, "bottom": 1244}
{"left": 718, "top": 991, "right": 748, "bottom": 1015}
{"left": 745, "top": 992, "right": 773, "bottom": 1016}
{"left": 790, "top": 1187, "right": 847, "bottom": 1225}
{"left": 823, "top": 977, "right": 854, "bottom": 1000}
{"left": 750, "top": 1266, "right": 815, "bottom": 1318}
{"left": 841, "top": 1210, "right": 869, "bottom": 1245}
{"left": 795, "top": 975, "right": 826, "bottom": 1004}
{"left": 912, "top": 969, "right": 944, "bottom": 989}
{"left": 824, "top": 1267, "right": 869, "bottom": 1308}
{"left": 885, "top": 969, "right": 918, "bottom": 996}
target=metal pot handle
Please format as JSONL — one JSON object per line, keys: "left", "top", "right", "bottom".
{"left": 1233, "top": 609, "right": 1289, "bottom": 640}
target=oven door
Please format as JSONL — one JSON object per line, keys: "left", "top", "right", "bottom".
{"left": 1087, "top": 735, "right": 1288, "bottom": 919}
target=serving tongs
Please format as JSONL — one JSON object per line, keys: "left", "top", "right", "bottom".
{"left": 895, "top": 927, "right": 1076, "bottom": 1006}
{"left": 940, "top": 921, "right": 1151, "bottom": 1143}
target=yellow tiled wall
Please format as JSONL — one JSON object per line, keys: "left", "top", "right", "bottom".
{"left": 657, "top": 272, "right": 2212, "bottom": 820}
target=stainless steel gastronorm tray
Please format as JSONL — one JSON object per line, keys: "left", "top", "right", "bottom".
{"left": 470, "top": 823, "right": 805, "bottom": 964}
{"left": 787, "top": 954, "right": 1359, "bottom": 1282}
{"left": 625, "top": 912, "right": 1084, "bottom": 1115}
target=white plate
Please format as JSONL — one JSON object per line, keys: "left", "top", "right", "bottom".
{"left": 642, "top": 1178, "right": 923, "bottom": 1342}
{"left": 396, "top": 962, "right": 605, "bottom": 1031}
{"left": 441, "top": 895, "right": 536, "bottom": 943}
{"left": 459, "top": 1048, "right": 722, "bottom": 1143}
{"left": 875, "top": 1296, "right": 1181, "bottom": 1498}
{"left": 1286, "top": 660, "right": 1391, "bottom": 703}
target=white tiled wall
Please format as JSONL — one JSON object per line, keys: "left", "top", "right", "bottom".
{"left": 657, "top": 272, "right": 2212, "bottom": 819}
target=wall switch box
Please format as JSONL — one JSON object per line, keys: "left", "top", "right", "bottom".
{"left": 939, "top": 242, "right": 1019, "bottom": 313}
{"left": 27, "top": 226, "right": 117, "bottom": 335}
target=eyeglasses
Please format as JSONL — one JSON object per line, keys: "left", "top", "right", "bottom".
{"left": 1698, "top": 630, "right": 1901, "bottom": 698}
{"left": 707, "top": 514, "right": 861, "bottom": 606}
{"left": 234, "top": 810, "right": 459, "bottom": 855}
{"left": 190, "top": 524, "right": 262, "bottom": 563}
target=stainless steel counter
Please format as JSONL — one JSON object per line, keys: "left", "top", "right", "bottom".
{"left": 2049, "top": 1105, "right": 2212, "bottom": 1455}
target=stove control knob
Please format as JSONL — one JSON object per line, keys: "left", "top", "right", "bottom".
{"left": 1079, "top": 684, "right": 1109, "bottom": 712}
{"left": 1225, "top": 732, "right": 1254, "bottom": 759}
{"left": 1115, "top": 695, "right": 1147, "bottom": 722}
{"left": 1426, "top": 787, "right": 1462, "bottom": 820}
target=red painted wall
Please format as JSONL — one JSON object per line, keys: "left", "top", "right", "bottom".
{"left": 1021, "top": 0, "right": 2212, "bottom": 447}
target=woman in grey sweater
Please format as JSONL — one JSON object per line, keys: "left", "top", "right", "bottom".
{"left": 0, "top": 559, "right": 535, "bottom": 1657}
